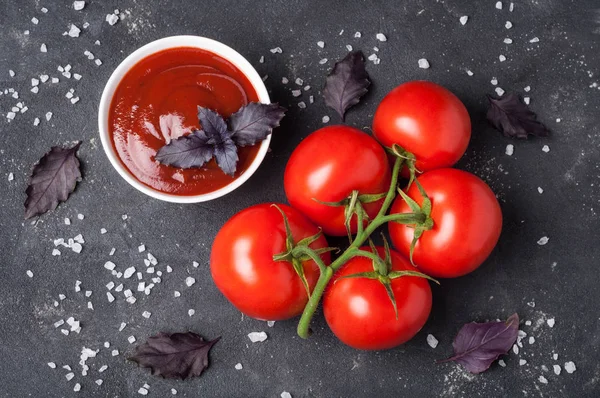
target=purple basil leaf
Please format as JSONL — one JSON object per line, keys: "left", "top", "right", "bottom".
{"left": 128, "top": 332, "right": 220, "bottom": 380}
{"left": 323, "top": 51, "right": 370, "bottom": 121}
{"left": 487, "top": 93, "right": 550, "bottom": 139}
{"left": 228, "top": 102, "right": 287, "bottom": 146}
{"left": 155, "top": 130, "right": 214, "bottom": 168}
{"left": 197, "top": 106, "right": 232, "bottom": 142}
{"left": 24, "top": 142, "right": 82, "bottom": 219}
{"left": 438, "top": 313, "right": 519, "bottom": 374}
{"left": 213, "top": 136, "right": 239, "bottom": 177}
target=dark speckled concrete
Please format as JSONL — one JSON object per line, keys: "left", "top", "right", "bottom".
{"left": 1, "top": 0, "right": 599, "bottom": 397}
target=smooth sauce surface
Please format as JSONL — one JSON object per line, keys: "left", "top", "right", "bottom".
{"left": 109, "top": 47, "right": 260, "bottom": 195}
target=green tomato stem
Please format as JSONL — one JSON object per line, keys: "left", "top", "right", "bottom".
{"left": 295, "top": 156, "right": 424, "bottom": 339}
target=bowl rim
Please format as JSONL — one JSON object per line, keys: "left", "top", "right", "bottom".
{"left": 98, "top": 35, "right": 271, "bottom": 203}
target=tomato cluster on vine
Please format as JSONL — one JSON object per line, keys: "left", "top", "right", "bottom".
{"left": 210, "top": 81, "right": 502, "bottom": 350}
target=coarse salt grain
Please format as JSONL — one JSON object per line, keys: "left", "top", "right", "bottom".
{"left": 460, "top": 16, "right": 468, "bottom": 25}
{"left": 491, "top": 78, "right": 498, "bottom": 85}
{"left": 174, "top": 291, "right": 181, "bottom": 297}
{"left": 553, "top": 364, "right": 561, "bottom": 375}
{"left": 95, "top": 379, "right": 103, "bottom": 385}
{"left": 564, "top": 361, "right": 576, "bottom": 373}
{"left": 519, "top": 359, "right": 527, "bottom": 365}
{"left": 505, "top": 21, "right": 513, "bottom": 29}
{"left": 26, "top": 270, "right": 34, "bottom": 278}
{"left": 248, "top": 331, "right": 268, "bottom": 342}
{"left": 376, "top": 33, "right": 387, "bottom": 42}
{"left": 128, "top": 335, "right": 136, "bottom": 344}
{"left": 498, "top": 359, "right": 507, "bottom": 367}
{"left": 499, "top": 55, "right": 506, "bottom": 62}
{"left": 322, "top": 116, "right": 330, "bottom": 124}
{"left": 530, "top": 37, "right": 540, "bottom": 43}
{"left": 510, "top": 2, "right": 514, "bottom": 11}
{"left": 138, "top": 387, "right": 148, "bottom": 395}
{"left": 466, "top": 69, "right": 474, "bottom": 76}
{"left": 317, "top": 41, "right": 325, "bottom": 48}
{"left": 524, "top": 97, "right": 530, "bottom": 105}
{"left": 34, "top": 118, "right": 40, "bottom": 126}
{"left": 542, "top": 145, "right": 550, "bottom": 152}
{"left": 40, "top": 43, "right": 47, "bottom": 53}
{"left": 188, "top": 309, "right": 195, "bottom": 316}
{"left": 426, "top": 334, "right": 438, "bottom": 348}
{"left": 319, "top": 58, "right": 328, "bottom": 65}
{"left": 513, "top": 344, "right": 519, "bottom": 354}
{"left": 106, "top": 14, "right": 119, "bottom": 25}
{"left": 505, "top": 145, "right": 514, "bottom": 156}
{"left": 106, "top": 292, "right": 115, "bottom": 303}
{"left": 111, "top": 350, "right": 119, "bottom": 356}
{"left": 142, "top": 311, "right": 151, "bottom": 319}
{"left": 496, "top": 1, "right": 502, "bottom": 9}
{"left": 104, "top": 261, "right": 116, "bottom": 270}
{"left": 66, "top": 372, "right": 75, "bottom": 381}
{"left": 185, "top": 277, "right": 195, "bottom": 287}
{"left": 68, "top": 25, "right": 81, "bottom": 37}
{"left": 298, "top": 102, "right": 306, "bottom": 109}
{"left": 495, "top": 87, "right": 505, "bottom": 96}
{"left": 270, "top": 47, "right": 282, "bottom": 54}
{"left": 124, "top": 267, "right": 136, "bottom": 279}
{"left": 281, "top": 392, "right": 292, "bottom": 398}
{"left": 547, "top": 318, "right": 555, "bottom": 327}
{"left": 171, "top": 389, "right": 177, "bottom": 395}
{"left": 538, "top": 187, "right": 544, "bottom": 194}
{"left": 32, "top": 17, "right": 39, "bottom": 24}
{"left": 524, "top": 86, "right": 531, "bottom": 92}
{"left": 235, "top": 363, "right": 243, "bottom": 370}
{"left": 418, "top": 58, "right": 430, "bottom": 69}
{"left": 74, "top": 1, "right": 85, "bottom": 10}
{"left": 504, "top": 38, "right": 513, "bottom": 44}
{"left": 537, "top": 236, "right": 549, "bottom": 245}
{"left": 538, "top": 375, "right": 548, "bottom": 384}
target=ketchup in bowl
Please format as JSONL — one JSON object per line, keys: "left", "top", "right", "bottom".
{"left": 109, "top": 47, "right": 260, "bottom": 196}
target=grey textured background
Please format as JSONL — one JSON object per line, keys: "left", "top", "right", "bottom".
{"left": 1, "top": 0, "right": 599, "bottom": 397}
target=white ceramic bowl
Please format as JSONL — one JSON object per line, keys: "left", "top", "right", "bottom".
{"left": 98, "top": 35, "right": 271, "bottom": 203}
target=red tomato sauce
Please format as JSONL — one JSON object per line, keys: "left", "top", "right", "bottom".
{"left": 109, "top": 47, "right": 260, "bottom": 196}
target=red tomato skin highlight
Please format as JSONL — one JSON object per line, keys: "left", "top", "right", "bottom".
{"left": 210, "top": 203, "right": 330, "bottom": 320}
{"left": 373, "top": 81, "right": 471, "bottom": 172}
{"left": 389, "top": 168, "right": 502, "bottom": 278}
{"left": 323, "top": 247, "right": 432, "bottom": 350}
{"left": 284, "top": 125, "right": 391, "bottom": 236}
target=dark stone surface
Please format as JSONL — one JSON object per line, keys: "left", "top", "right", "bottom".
{"left": 1, "top": 0, "right": 599, "bottom": 397}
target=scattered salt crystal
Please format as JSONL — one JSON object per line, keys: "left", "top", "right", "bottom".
{"left": 32, "top": 17, "right": 39, "bottom": 24}
{"left": 291, "top": 90, "right": 302, "bottom": 97}
{"left": 34, "top": 118, "right": 40, "bottom": 126}
{"left": 138, "top": 244, "right": 145, "bottom": 253}
{"left": 63, "top": 365, "right": 72, "bottom": 371}
{"left": 541, "top": 145, "right": 550, "bottom": 153}
{"left": 495, "top": 87, "right": 505, "bottom": 96}
{"left": 538, "top": 187, "right": 544, "bottom": 194}
{"left": 166, "top": 265, "right": 173, "bottom": 273}
{"left": 519, "top": 359, "right": 527, "bottom": 366}
{"left": 123, "top": 267, "right": 136, "bottom": 279}
{"left": 496, "top": 1, "right": 503, "bottom": 9}
{"left": 190, "top": 260, "right": 199, "bottom": 268}
{"left": 87, "top": 302, "right": 93, "bottom": 310}
{"left": 499, "top": 55, "right": 506, "bottom": 62}
{"left": 466, "top": 69, "right": 474, "bottom": 76}
{"left": 188, "top": 309, "right": 195, "bottom": 316}
{"left": 556, "top": 118, "right": 561, "bottom": 123}
{"left": 547, "top": 318, "right": 555, "bottom": 327}
{"left": 524, "top": 97, "right": 531, "bottom": 105}
{"left": 319, "top": 58, "right": 328, "bottom": 65}
{"left": 126, "top": 296, "right": 137, "bottom": 304}
{"left": 31, "top": 87, "right": 39, "bottom": 94}
{"left": 74, "top": 73, "right": 82, "bottom": 80}
{"left": 146, "top": 267, "right": 155, "bottom": 274}
{"left": 123, "top": 288, "right": 132, "bottom": 297}
{"left": 460, "top": 16, "right": 469, "bottom": 25}
{"left": 51, "top": 77, "right": 59, "bottom": 83}
{"left": 376, "top": 33, "right": 387, "bottom": 42}
{"left": 74, "top": 1, "right": 85, "bottom": 10}
{"left": 267, "top": 321, "right": 276, "bottom": 327}
{"left": 59, "top": 294, "right": 66, "bottom": 300}
{"left": 119, "top": 322, "right": 126, "bottom": 332}
{"left": 248, "top": 332, "right": 268, "bottom": 343}
{"left": 504, "top": 38, "right": 513, "bottom": 44}
{"left": 538, "top": 375, "right": 548, "bottom": 384}
{"left": 529, "top": 336, "right": 535, "bottom": 344}
{"left": 505, "top": 144, "right": 514, "bottom": 156}
{"left": 269, "top": 47, "right": 282, "bottom": 54}
{"left": 68, "top": 25, "right": 81, "bottom": 37}
{"left": 95, "top": 59, "right": 102, "bottom": 66}
{"left": 95, "top": 379, "right": 103, "bottom": 386}
{"left": 71, "top": 97, "right": 80, "bottom": 104}
{"left": 317, "top": 41, "right": 325, "bottom": 48}
{"left": 513, "top": 344, "right": 519, "bottom": 354}
{"left": 537, "top": 236, "right": 549, "bottom": 245}
{"left": 281, "top": 77, "right": 289, "bottom": 84}
{"left": 106, "top": 292, "right": 115, "bottom": 303}
{"left": 26, "top": 270, "right": 34, "bottom": 278}
{"left": 142, "top": 311, "right": 151, "bottom": 319}
{"left": 346, "top": 44, "right": 353, "bottom": 52}
{"left": 281, "top": 392, "right": 292, "bottom": 398}
{"left": 66, "top": 372, "right": 75, "bottom": 381}
{"left": 40, "top": 43, "right": 47, "bottom": 53}
{"left": 235, "top": 363, "right": 243, "bottom": 370}
{"left": 41, "top": 7, "right": 48, "bottom": 13}
{"left": 61, "top": 329, "right": 69, "bottom": 335}
{"left": 426, "top": 334, "right": 439, "bottom": 348}
{"left": 564, "top": 361, "right": 576, "bottom": 373}
{"left": 185, "top": 277, "right": 195, "bottom": 287}
{"left": 54, "top": 319, "right": 65, "bottom": 328}
{"left": 552, "top": 364, "right": 561, "bottom": 375}
{"left": 418, "top": 58, "right": 430, "bottom": 69}
{"left": 505, "top": 21, "right": 513, "bottom": 29}
{"left": 48, "top": 362, "right": 56, "bottom": 368}
{"left": 174, "top": 291, "right": 181, "bottom": 297}
{"left": 527, "top": 301, "right": 536, "bottom": 307}
{"left": 104, "top": 261, "right": 116, "bottom": 271}
{"left": 339, "top": 29, "right": 344, "bottom": 35}
{"left": 9, "top": 69, "right": 15, "bottom": 77}
{"left": 106, "top": 282, "right": 115, "bottom": 290}
{"left": 138, "top": 387, "right": 148, "bottom": 395}
{"left": 322, "top": 116, "right": 330, "bottom": 124}
{"left": 111, "top": 350, "right": 119, "bottom": 356}
{"left": 128, "top": 335, "right": 136, "bottom": 344}
{"left": 298, "top": 102, "right": 306, "bottom": 109}
{"left": 100, "top": 228, "right": 107, "bottom": 234}
{"left": 171, "top": 389, "right": 177, "bottom": 395}
{"left": 530, "top": 37, "right": 540, "bottom": 43}
{"left": 106, "top": 14, "right": 119, "bottom": 25}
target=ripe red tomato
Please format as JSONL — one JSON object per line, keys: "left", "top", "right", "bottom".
{"left": 389, "top": 168, "right": 502, "bottom": 278}
{"left": 323, "top": 246, "right": 432, "bottom": 350}
{"left": 284, "top": 125, "right": 391, "bottom": 236}
{"left": 210, "top": 203, "right": 330, "bottom": 320}
{"left": 373, "top": 81, "right": 471, "bottom": 172}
